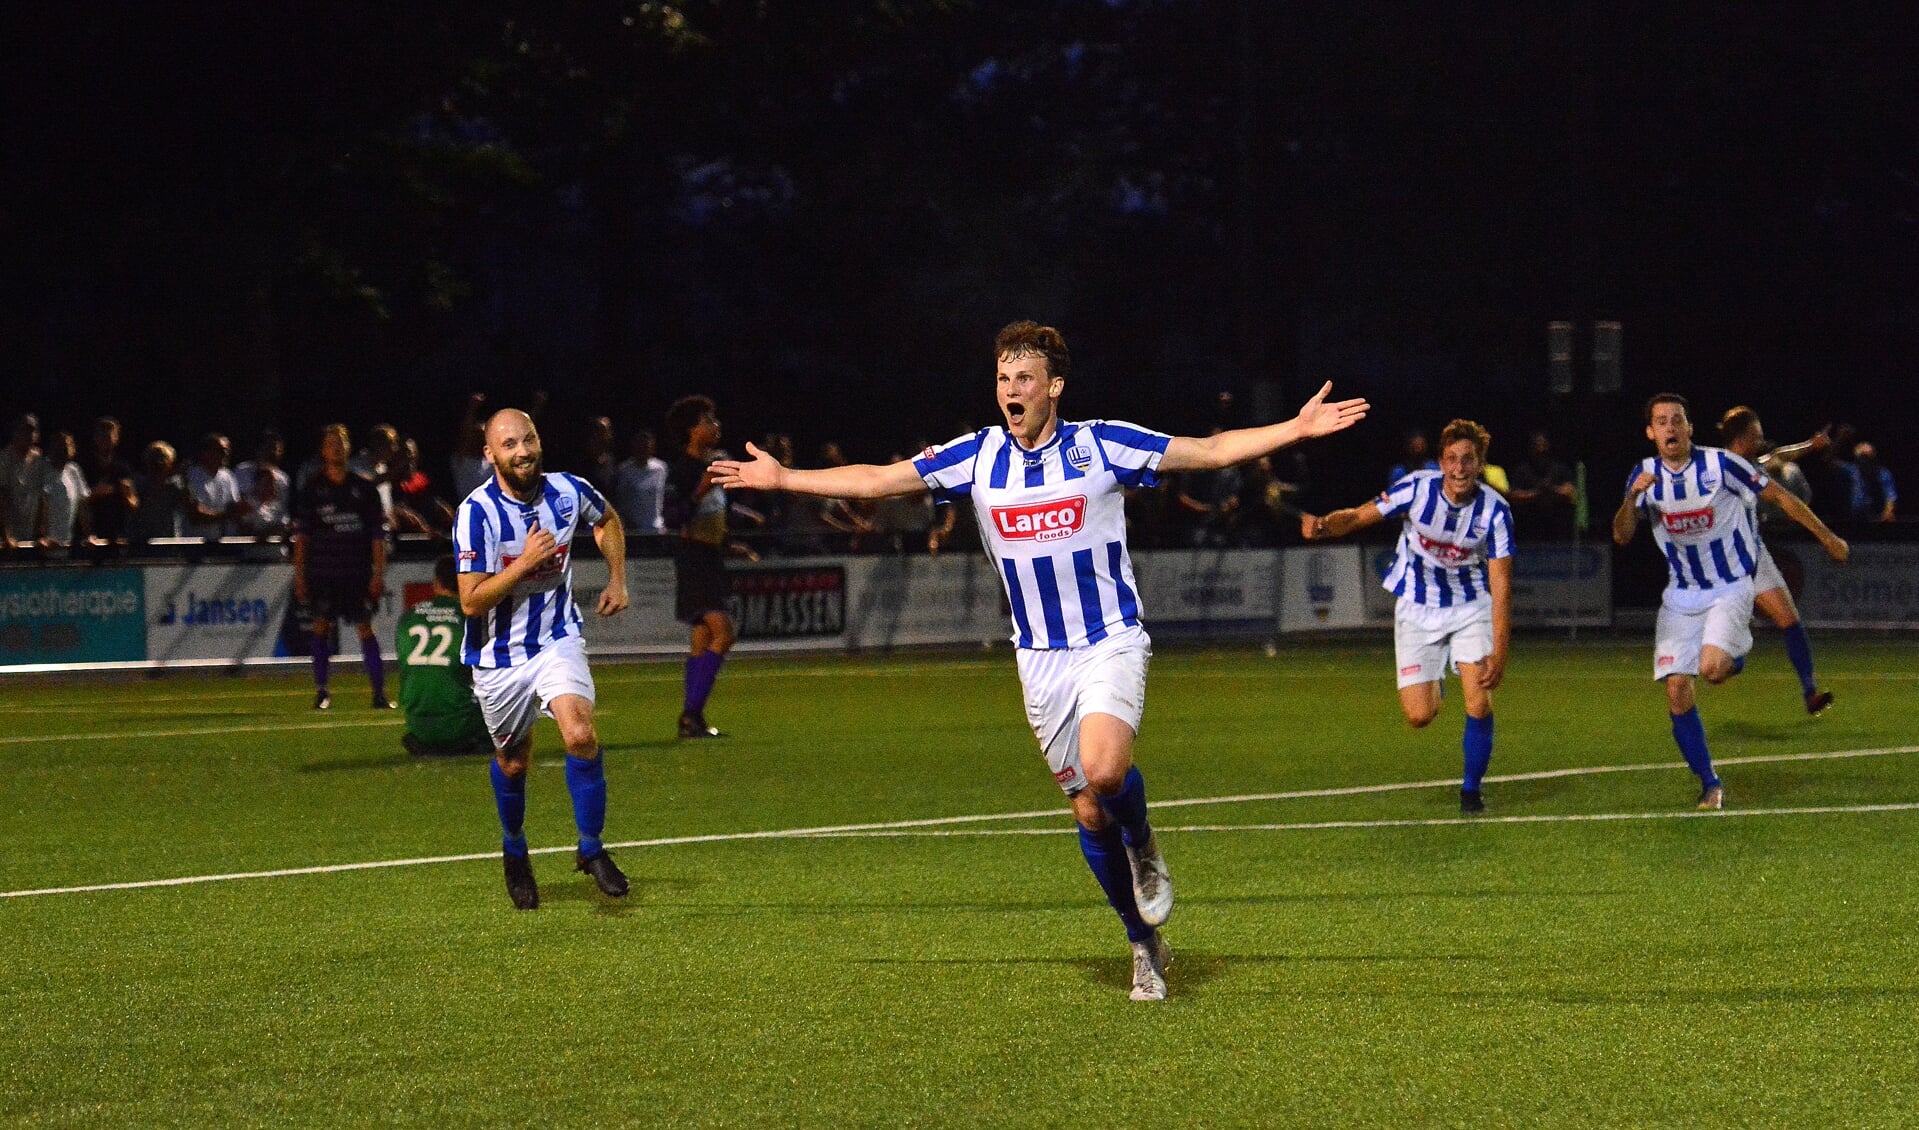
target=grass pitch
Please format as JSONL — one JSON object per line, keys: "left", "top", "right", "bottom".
{"left": 3, "top": 636, "right": 1918, "bottom": 1128}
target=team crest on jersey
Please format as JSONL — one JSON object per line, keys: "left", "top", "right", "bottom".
{"left": 1661, "top": 507, "right": 1714, "bottom": 536}
{"left": 991, "top": 495, "right": 1087, "bottom": 542}
{"left": 1065, "top": 444, "right": 1092, "bottom": 471}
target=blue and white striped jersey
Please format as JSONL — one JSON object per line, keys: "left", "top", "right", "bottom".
{"left": 1375, "top": 471, "right": 1515, "bottom": 608}
{"left": 453, "top": 473, "right": 608, "bottom": 668}
{"left": 1629, "top": 446, "right": 1768, "bottom": 598}
{"left": 915, "top": 420, "right": 1169, "bottom": 650}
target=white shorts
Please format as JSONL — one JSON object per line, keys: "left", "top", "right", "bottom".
{"left": 471, "top": 635, "right": 597, "bottom": 751}
{"left": 1393, "top": 598, "right": 1494, "bottom": 688}
{"left": 1751, "top": 540, "right": 1786, "bottom": 595}
{"left": 1015, "top": 626, "right": 1151, "bottom": 796}
{"left": 1654, "top": 581, "right": 1754, "bottom": 680}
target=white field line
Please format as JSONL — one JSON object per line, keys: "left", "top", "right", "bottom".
{"left": 3, "top": 745, "right": 1916, "bottom": 901}
{"left": 7, "top": 662, "right": 1916, "bottom": 707}
{"left": 0, "top": 718, "right": 405, "bottom": 746}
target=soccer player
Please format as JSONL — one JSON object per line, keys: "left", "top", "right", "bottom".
{"left": 664, "top": 395, "right": 737, "bottom": 739}
{"left": 1717, "top": 407, "right": 1837, "bottom": 714}
{"left": 291, "top": 424, "right": 391, "bottom": 711}
{"left": 1299, "top": 419, "right": 1514, "bottom": 814}
{"left": 1613, "top": 394, "right": 1849, "bottom": 809}
{"left": 455, "top": 409, "right": 631, "bottom": 910}
{"left": 396, "top": 555, "right": 492, "bottom": 757}
{"left": 711, "top": 320, "right": 1368, "bottom": 1001}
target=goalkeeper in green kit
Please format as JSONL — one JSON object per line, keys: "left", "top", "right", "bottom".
{"left": 397, "top": 556, "right": 492, "bottom": 756}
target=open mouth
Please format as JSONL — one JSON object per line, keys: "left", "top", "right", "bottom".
{"left": 1005, "top": 402, "right": 1026, "bottom": 422}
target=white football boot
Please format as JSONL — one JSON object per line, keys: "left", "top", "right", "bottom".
{"left": 1129, "top": 933, "right": 1172, "bottom": 1002}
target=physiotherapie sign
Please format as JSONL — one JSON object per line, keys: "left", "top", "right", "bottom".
{"left": 0, "top": 568, "right": 147, "bottom": 665}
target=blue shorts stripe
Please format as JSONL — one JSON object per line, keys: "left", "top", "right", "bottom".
{"left": 1001, "top": 558, "right": 1034, "bottom": 648}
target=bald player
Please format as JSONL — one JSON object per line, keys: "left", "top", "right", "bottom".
{"left": 454, "top": 409, "right": 631, "bottom": 909}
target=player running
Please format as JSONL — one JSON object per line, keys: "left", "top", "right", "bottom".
{"left": 1299, "top": 419, "right": 1513, "bottom": 814}
{"left": 1613, "top": 394, "right": 1848, "bottom": 810}
{"left": 1716, "top": 407, "right": 1836, "bottom": 714}
{"left": 711, "top": 320, "right": 1368, "bottom": 1001}
{"left": 455, "top": 409, "right": 631, "bottom": 910}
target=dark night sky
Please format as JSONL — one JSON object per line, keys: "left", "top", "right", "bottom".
{"left": 4, "top": 1, "right": 1916, "bottom": 502}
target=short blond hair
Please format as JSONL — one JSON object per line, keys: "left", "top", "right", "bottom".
{"left": 1439, "top": 418, "right": 1490, "bottom": 460}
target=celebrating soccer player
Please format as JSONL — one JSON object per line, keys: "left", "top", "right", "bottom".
{"left": 454, "top": 409, "right": 631, "bottom": 910}
{"left": 1299, "top": 419, "right": 1514, "bottom": 813}
{"left": 291, "top": 424, "right": 392, "bottom": 711}
{"left": 1717, "top": 407, "right": 1837, "bottom": 714}
{"left": 711, "top": 320, "right": 1368, "bottom": 1001}
{"left": 1613, "top": 394, "right": 1848, "bottom": 810}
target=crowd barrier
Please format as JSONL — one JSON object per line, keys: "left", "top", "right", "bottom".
{"left": 0, "top": 543, "right": 1691, "bottom": 672}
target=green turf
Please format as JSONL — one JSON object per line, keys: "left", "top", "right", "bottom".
{"left": 3, "top": 637, "right": 1918, "bottom": 1128}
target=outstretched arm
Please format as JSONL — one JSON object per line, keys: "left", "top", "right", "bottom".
{"left": 1160, "top": 381, "right": 1369, "bottom": 473}
{"left": 1760, "top": 481, "right": 1849, "bottom": 563}
{"left": 710, "top": 444, "right": 928, "bottom": 500}
{"left": 1300, "top": 500, "right": 1386, "bottom": 541}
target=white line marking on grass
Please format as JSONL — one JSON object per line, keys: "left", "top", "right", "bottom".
{"left": 3, "top": 745, "right": 1915, "bottom": 900}
{"left": 803, "top": 802, "right": 1919, "bottom": 838}
{"left": 0, "top": 718, "right": 403, "bottom": 746}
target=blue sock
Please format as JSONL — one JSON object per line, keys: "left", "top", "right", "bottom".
{"left": 1783, "top": 623, "right": 1818, "bottom": 696}
{"left": 1462, "top": 713, "right": 1494, "bottom": 791}
{"left": 1671, "top": 707, "right": 1719, "bottom": 788}
{"left": 565, "top": 751, "right": 607, "bottom": 858}
{"left": 1728, "top": 655, "right": 1745, "bottom": 677}
{"left": 1097, "top": 765, "right": 1152, "bottom": 848}
{"left": 489, "top": 760, "right": 528, "bottom": 857}
{"left": 1078, "top": 822, "right": 1153, "bottom": 943}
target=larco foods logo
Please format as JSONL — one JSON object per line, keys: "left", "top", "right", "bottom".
{"left": 991, "top": 496, "right": 1087, "bottom": 543}
{"left": 1661, "top": 507, "right": 1714, "bottom": 536}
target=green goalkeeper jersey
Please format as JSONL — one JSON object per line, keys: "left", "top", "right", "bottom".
{"left": 397, "top": 595, "right": 489, "bottom": 745}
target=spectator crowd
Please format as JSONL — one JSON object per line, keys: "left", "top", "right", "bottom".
{"left": 0, "top": 393, "right": 1902, "bottom": 565}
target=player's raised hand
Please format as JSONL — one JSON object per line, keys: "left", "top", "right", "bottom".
{"left": 1294, "top": 381, "right": 1370, "bottom": 439}
{"left": 1299, "top": 512, "right": 1327, "bottom": 540}
{"left": 1629, "top": 470, "right": 1657, "bottom": 496}
{"left": 710, "top": 442, "right": 785, "bottom": 492}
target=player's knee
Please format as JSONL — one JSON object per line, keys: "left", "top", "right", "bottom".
{"left": 1083, "top": 762, "right": 1128, "bottom": 797}
{"left": 495, "top": 746, "right": 530, "bottom": 777}
{"left": 560, "top": 722, "right": 598, "bottom": 757}
{"left": 1403, "top": 703, "right": 1438, "bottom": 729}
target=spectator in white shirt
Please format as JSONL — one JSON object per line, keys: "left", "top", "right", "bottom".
{"left": 612, "top": 428, "right": 668, "bottom": 536}
{"left": 234, "top": 429, "right": 292, "bottom": 537}
{"left": 185, "top": 432, "right": 246, "bottom": 541}
{"left": 41, "top": 430, "right": 89, "bottom": 549}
